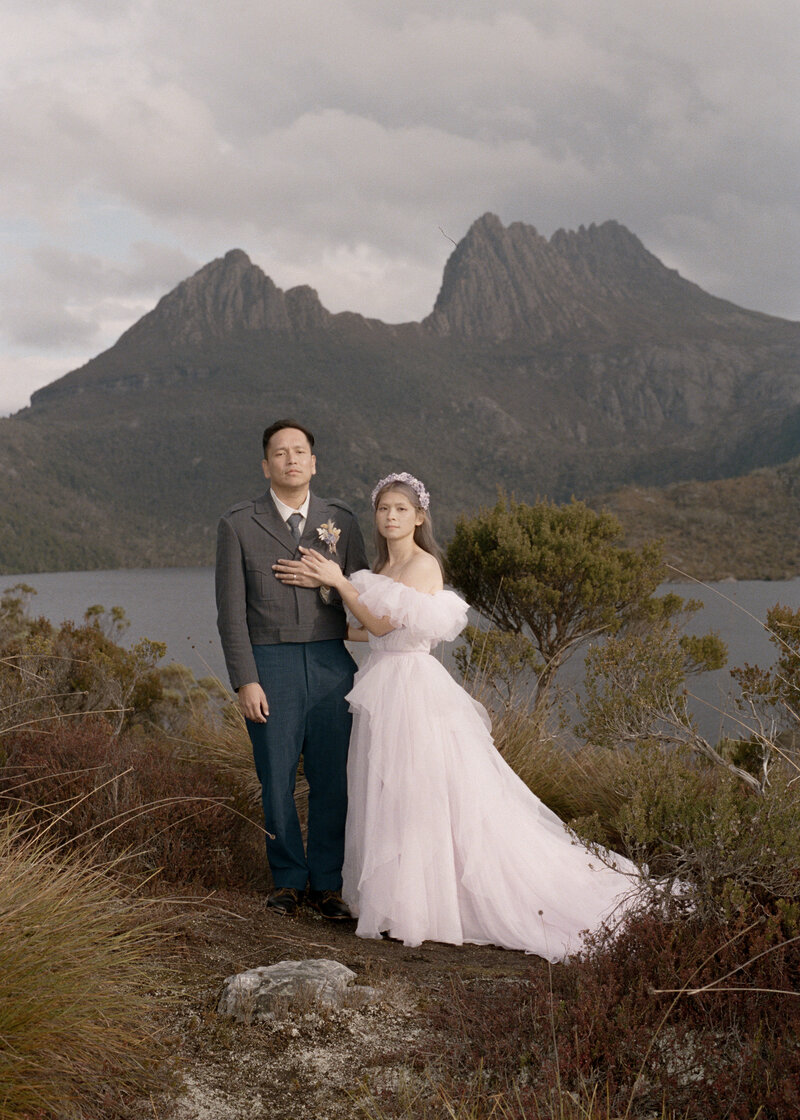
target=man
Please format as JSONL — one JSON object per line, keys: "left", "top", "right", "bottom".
{"left": 215, "top": 420, "right": 368, "bottom": 918}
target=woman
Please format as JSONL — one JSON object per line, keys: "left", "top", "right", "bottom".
{"left": 292, "top": 472, "right": 638, "bottom": 960}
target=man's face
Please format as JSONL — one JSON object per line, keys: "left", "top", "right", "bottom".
{"left": 262, "top": 428, "right": 316, "bottom": 495}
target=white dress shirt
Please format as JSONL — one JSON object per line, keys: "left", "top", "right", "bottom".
{"left": 270, "top": 489, "right": 310, "bottom": 535}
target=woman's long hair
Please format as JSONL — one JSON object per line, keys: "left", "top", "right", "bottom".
{"left": 372, "top": 481, "right": 444, "bottom": 574}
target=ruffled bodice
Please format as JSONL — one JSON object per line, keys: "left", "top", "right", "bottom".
{"left": 348, "top": 569, "right": 468, "bottom": 653}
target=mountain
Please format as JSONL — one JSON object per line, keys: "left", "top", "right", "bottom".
{"left": 598, "top": 454, "right": 800, "bottom": 581}
{"left": 1, "top": 213, "right": 800, "bottom": 575}
{"left": 425, "top": 214, "right": 785, "bottom": 342}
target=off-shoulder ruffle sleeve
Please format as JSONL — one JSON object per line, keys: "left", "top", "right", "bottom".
{"left": 350, "top": 570, "right": 468, "bottom": 643}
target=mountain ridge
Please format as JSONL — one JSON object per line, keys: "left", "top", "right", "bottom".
{"left": 4, "top": 212, "right": 800, "bottom": 575}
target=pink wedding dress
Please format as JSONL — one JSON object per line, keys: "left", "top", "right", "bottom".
{"left": 341, "top": 570, "right": 638, "bottom": 961}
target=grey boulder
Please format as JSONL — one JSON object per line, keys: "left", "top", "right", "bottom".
{"left": 218, "top": 958, "right": 376, "bottom": 1022}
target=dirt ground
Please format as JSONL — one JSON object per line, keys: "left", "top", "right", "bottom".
{"left": 138, "top": 887, "right": 542, "bottom": 1120}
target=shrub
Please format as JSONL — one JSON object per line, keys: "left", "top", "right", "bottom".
{"left": 567, "top": 742, "right": 800, "bottom": 920}
{"left": 730, "top": 603, "right": 800, "bottom": 786}
{"left": 0, "top": 717, "right": 265, "bottom": 890}
{"left": 0, "top": 595, "right": 167, "bottom": 739}
{"left": 0, "top": 585, "right": 266, "bottom": 889}
{"left": 419, "top": 907, "right": 800, "bottom": 1120}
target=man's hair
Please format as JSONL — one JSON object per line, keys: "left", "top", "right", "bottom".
{"left": 262, "top": 419, "right": 316, "bottom": 457}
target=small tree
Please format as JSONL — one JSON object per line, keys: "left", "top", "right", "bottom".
{"left": 728, "top": 603, "right": 800, "bottom": 777}
{"left": 731, "top": 603, "right": 800, "bottom": 730}
{"left": 447, "top": 496, "right": 669, "bottom": 716}
{"left": 574, "top": 615, "right": 762, "bottom": 791}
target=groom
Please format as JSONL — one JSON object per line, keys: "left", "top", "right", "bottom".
{"left": 215, "top": 420, "right": 368, "bottom": 918}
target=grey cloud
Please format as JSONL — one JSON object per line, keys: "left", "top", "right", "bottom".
{"left": 0, "top": 0, "right": 799, "bottom": 392}
{"left": 7, "top": 308, "right": 98, "bottom": 351}
{"left": 30, "top": 242, "right": 197, "bottom": 296}
{"left": 0, "top": 242, "right": 198, "bottom": 350}
{"left": 146, "top": 4, "right": 800, "bottom": 319}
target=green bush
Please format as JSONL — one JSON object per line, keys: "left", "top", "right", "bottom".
{"left": 447, "top": 497, "right": 666, "bottom": 714}
{"left": 732, "top": 602, "right": 800, "bottom": 747}
{"left": 0, "top": 588, "right": 168, "bottom": 739}
{"left": 569, "top": 742, "right": 800, "bottom": 921}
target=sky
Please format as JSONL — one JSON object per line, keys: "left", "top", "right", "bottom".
{"left": 1, "top": 0, "right": 799, "bottom": 416}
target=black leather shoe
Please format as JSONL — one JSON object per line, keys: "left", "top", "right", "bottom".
{"left": 306, "top": 890, "right": 352, "bottom": 920}
{"left": 266, "top": 887, "right": 303, "bottom": 915}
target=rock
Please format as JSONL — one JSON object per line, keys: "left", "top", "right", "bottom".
{"left": 217, "top": 959, "right": 378, "bottom": 1023}
{"left": 285, "top": 284, "right": 332, "bottom": 332}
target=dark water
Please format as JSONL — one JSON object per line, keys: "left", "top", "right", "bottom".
{"left": 0, "top": 567, "right": 225, "bottom": 680}
{"left": 1, "top": 567, "right": 798, "bottom": 741}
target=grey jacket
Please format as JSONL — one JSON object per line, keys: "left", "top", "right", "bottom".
{"left": 215, "top": 490, "right": 369, "bottom": 690}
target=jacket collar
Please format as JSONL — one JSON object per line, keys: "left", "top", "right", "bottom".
{"left": 251, "top": 490, "right": 331, "bottom": 553}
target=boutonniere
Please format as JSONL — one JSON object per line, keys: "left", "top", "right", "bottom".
{"left": 316, "top": 519, "right": 341, "bottom": 554}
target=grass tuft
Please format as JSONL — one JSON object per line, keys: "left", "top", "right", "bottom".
{"left": 0, "top": 810, "right": 170, "bottom": 1120}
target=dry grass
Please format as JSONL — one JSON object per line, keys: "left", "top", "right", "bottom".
{"left": 489, "top": 703, "right": 628, "bottom": 833}
{"left": 0, "top": 810, "right": 170, "bottom": 1120}
{"left": 357, "top": 1067, "right": 686, "bottom": 1119}
{"left": 174, "top": 696, "right": 310, "bottom": 836}
{"left": 174, "top": 702, "right": 260, "bottom": 805}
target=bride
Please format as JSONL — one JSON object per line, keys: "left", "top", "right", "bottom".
{"left": 293, "top": 472, "right": 638, "bottom": 960}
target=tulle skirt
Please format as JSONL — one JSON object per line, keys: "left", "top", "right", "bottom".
{"left": 341, "top": 649, "right": 638, "bottom": 961}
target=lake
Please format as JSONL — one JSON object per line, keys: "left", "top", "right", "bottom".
{"left": 1, "top": 566, "right": 798, "bottom": 742}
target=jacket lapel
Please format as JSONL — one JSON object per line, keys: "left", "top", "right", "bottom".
{"left": 251, "top": 490, "right": 299, "bottom": 553}
{"left": 301, "top": 494, "right": 330, "bottom": 550}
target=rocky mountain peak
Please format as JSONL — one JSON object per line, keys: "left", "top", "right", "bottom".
{"left": 221, "top": 248, "right": 252, "bottom": 268}
{"left": 423, "top": 213, "right": 749, "bottom": 342}
{"left": 285, "top": 285, "right": 331, "bottom": 331}
{"left": 424, "top": 213, "right": 568, "bottom": 340}
{"left": 119, "top": 250, "right": 330, "bottom": 347}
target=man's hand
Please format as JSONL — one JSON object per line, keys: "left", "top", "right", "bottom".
{"left": 238, "top": 682, "right": 269, "bottom": 722}
{"left": 273, "top": 558, "right": 324, "bottom": 587}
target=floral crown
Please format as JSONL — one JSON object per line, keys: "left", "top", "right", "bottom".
{"left": 370, "top": 472, "right": 430, "bottom": 510}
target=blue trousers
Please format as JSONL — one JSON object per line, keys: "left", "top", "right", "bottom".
{"left": 247, "top": 639, "right": 356, "bottom": 892}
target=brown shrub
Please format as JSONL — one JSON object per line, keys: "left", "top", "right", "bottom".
{"left": 0, "top": 717, "right": 266, "bottom": 890}
{"left": 421, "top": 907, "right": 800, "bottom": 1120}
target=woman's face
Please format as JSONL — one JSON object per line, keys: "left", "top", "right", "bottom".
{"left": 375, "top": 488, "right": 424, "bottom": 541}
